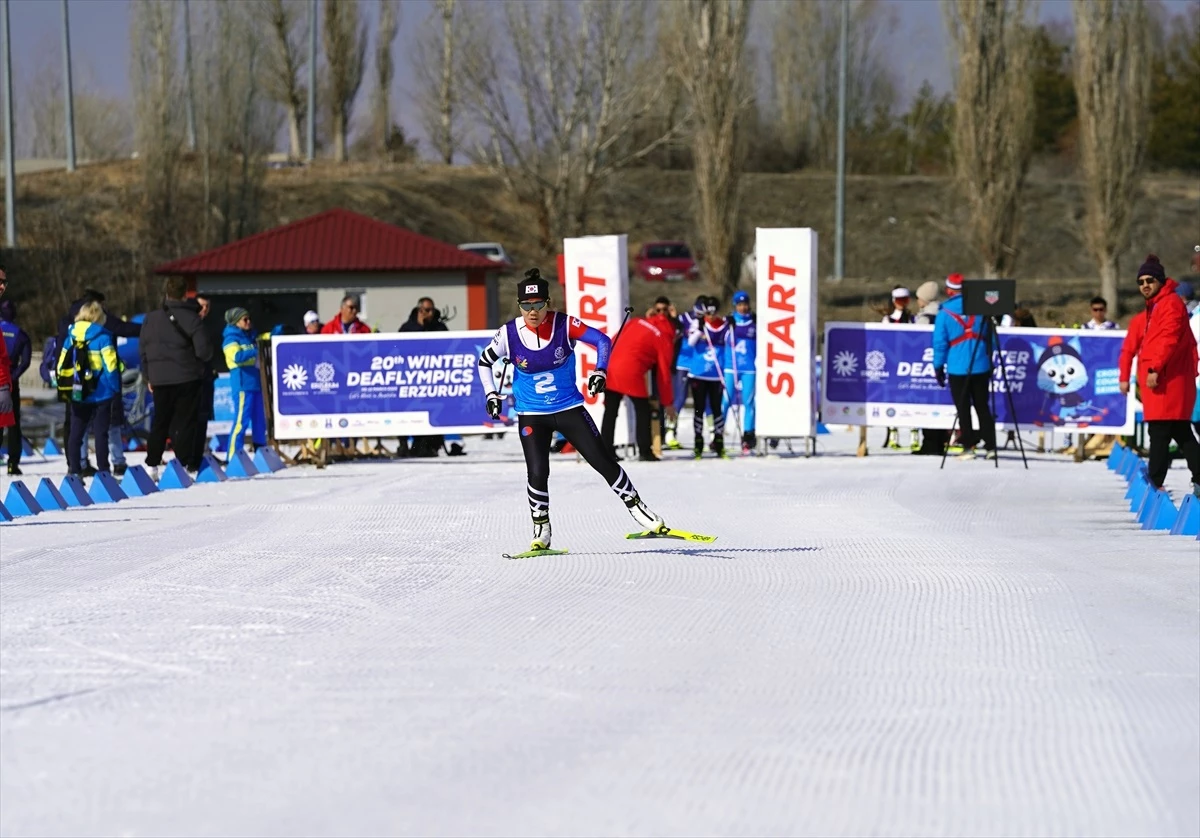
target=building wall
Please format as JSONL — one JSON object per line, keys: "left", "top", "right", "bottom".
{"left": 196, "top": 272, "right": 478, "bottom": 332}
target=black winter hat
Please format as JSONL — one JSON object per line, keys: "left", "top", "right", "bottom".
{"left": 518, "top": 268, "right": 549, "bottom": 302}
{"left": 1137, "top": 254, "right": 1166, "bottom": 283}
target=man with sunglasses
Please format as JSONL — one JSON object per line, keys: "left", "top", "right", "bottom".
{"left": 320, "top": 294, "right": 372, "bottom": 334}
{"left": 1083, "top": 297, "right": 1117, "bottom": 330}
{"left": 400, "top": 296, "right": 449, "bottom": 332}
{"left": 1118, "top": 255, "right": 1200, "bottom": 497}
{"left": 477, "top": 269, "right": 670, "bottom": 552}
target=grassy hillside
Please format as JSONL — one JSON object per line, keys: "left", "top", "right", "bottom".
{"left": 3, "top": 159, "right": 1197, "bottom": 337}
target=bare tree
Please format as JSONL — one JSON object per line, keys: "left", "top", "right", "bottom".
{"left": 768, "top": 0, "right": 897, "bottom": 171}
{"left": 23, "top": 58, "right": 132, "bottom": 160}
{"left": 372, "top": 0, "right": 399, "bottom": 156}
{"left": 256, "top": 0, "right": 308, "bottom": 160}
{"left": 130, "top": 0, "right": 184, "bottom": 261}
{"left": 944, "top": 0, "right": 1036, "bottom": 278}
{"left": 323, "top": 0, "right": 368, "bottom": 162}
{"left": 412, "top": 0, "right": 458, "bottom": 164}
{"left": 664, "top": 0, "right": 752, "bottom": 301}
{"left": 460, "top": 0, "right": 685, "bottom": 253}
{"left": 1072, "top": 0, "right": 1152, "bottom": 316}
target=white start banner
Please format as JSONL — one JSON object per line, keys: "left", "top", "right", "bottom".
{"left": 563, "top": 235, "right": 632, "bottom": 446}
{"left": 754, "top": 228, "right": 818, "bottom": 439}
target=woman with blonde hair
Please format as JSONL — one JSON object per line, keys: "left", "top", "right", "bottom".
{"left": 56, "top": 300, "right": 121, "bottom": 477}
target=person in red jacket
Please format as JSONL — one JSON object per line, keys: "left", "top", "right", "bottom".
{"left": 0, "top": 269, "right": 13, "bottom": 431}
{"left": 600, "top": 312, "right": 678, "bottom": 461}
{"left": 1118, "top": 254, "right": 1200, "bottom": 496}
{"left": 321, "top": 294, "right": 373, "bottom": 334}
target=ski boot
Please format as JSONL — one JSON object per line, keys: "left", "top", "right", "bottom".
{"left": 714, "top": 441, "right": 730, "bottom": 460}
{"left": 664, "top": 427, "right": 682, "bottom": 450}
{"left": 530, "top": 517, "right": 552, "bottom": 551}
{"left": 626, "top": 496, "right": 667, "bottom": 534}
{"left": 910, "top": 430, "right": 920, "bottom": 452}
{"left": 742, "top": 431, "right": 756, "bottom": 456}
{"left": 693, "top": 445, "right": 704, "bottom": 460}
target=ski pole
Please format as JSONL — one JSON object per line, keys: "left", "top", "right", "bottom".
{"left": 610, "top": 306, "right": 635, "bottom": 349}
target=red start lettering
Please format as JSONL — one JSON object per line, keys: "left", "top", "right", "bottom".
{"left": 580, "top": 295, "right": 606, "bottom": 323}
{"left": 577, "top": 267, "right": 605, "bottom": 291}
{"left": 766, "top": 371, "right": 794, "bottom": 396}
{"left": 768, "top": 255, "right": 796, "bottom": 282}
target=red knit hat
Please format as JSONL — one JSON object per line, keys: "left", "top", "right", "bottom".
{"left": 945, "top": 273, "right": 964, "bottom": 291}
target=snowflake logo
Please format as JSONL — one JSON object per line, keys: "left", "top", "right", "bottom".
{"left": 281, "top": 363, "right": 309, "bottom": 390}
{"left": 314, "top": 362, "right": 335, "bottom": 384}
{"left": 865, "top": 350, "right": 886, "bottom": 372}
{"left": 831, "top": 350, "right": 858, "bottom": 376}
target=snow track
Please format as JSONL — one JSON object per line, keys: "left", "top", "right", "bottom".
{"left": 1, "top": 434, "right": 1197, "bottom": 837}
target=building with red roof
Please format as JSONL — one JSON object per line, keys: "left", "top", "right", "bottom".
{"left": 155, "top": 208, "right": 509, "bottom": 335}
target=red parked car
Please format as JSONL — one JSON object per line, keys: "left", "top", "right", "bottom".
{"left": 634, "top": 241, "right": 700, "bottom": 282}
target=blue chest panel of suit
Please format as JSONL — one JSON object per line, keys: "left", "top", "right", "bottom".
{"left": 724, "top": 315, "right": 756, "bottom": 372}
{"left": 1, "top": 323, "right": 16, "bottom": 357}
{"left": 688, "top": 323, "right": 726, "bottom": 380}
{"left": 676, "top": 312, "right": 697, "bottom": 370}
{"left": 507, "top": 313, "right": 585, "bottom": 415}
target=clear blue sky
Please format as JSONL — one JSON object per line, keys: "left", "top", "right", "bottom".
{"left": 6, "top": 0, "right": 1196, "bottom": 154}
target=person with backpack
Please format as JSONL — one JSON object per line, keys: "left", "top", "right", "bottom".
{"left": 139, "top": 277, "right": 214, "bottom": 477}
{"left": 57, "top": 301, "right": 121, "bottom": 477}
{"left": 0, "top": 300, "right": 31, "bottom": 475}
{"left": 222, "top": 307, "right": 267, "bottom": 454}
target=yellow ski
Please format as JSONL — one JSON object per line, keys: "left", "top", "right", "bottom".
{"left": 625, "top": 528, "right": 717, "bottom": 543}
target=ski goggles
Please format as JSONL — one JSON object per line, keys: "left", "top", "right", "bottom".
{"left": 519, "top": 300, "right": 548, "bottom": 312}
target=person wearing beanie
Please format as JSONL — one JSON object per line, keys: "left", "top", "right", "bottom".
{"left": 475, "top": 267, "right": 675, "bottom": 553}
{"left": 1118, "top": 254, "right": 1200, "bottom": 496}
{"left": 222, "top": 307, "right": 267, "bottom": 455}
{"left": 723, "top": 290, "right": 757, "bottom": 454}
{"left": 914, "top": 281, "right": 940, "bottom": 325}
{"left": 932, "top": 271, "right": 998, "bottom": 460}
{"left": 303, "top": 310, "right": 321, "bottom": 334}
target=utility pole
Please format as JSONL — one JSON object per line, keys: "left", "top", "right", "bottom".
{"left": 834, "top": 0, "right": 848, "bottom": 282}
{"left": 61, "top": 0, "right": 76, "bottom": 171}
{"left": 307, "top": 0, "right": 317, "bottom": 161}
{"left": 2, "top": 0, "right": 15, "bottom": 247}
{"left": 183, "top": 0, "right": 197, "bottom": 152}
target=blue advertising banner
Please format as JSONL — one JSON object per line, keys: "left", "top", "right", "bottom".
{"left": 821, "top": 322, "right": 1135, "bottom": 434}
{"left": 208, "top": 374, "right": 235, "bottom": 436}
{"left": 270, "top": 332, "right": 500, "bottom": 439}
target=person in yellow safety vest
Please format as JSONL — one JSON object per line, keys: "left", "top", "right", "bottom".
{"left": 222, "top": 307, "right": 267, "bottom": 453}
{"left": 57, "top": 301, "right": 122, "bottom": 477}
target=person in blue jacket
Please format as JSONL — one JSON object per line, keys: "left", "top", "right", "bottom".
{"left": 687, "top": 296, "right": 730, "bottom": 459}
{"left": 932, "top": 273, "right": 997, "bottom": 460}
{"left": 0, "top": 299, "right": 31, "bottom": 474}
{"left": 56, "top": 301, "right": 122, "bottom": 476}
{"left": 222, "top": 307, "right": 267, "bottom": 454}
{"left": 723, "top": 290, "right": 757, "bottom": 454}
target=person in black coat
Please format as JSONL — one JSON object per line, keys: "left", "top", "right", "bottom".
{"left": 399, "top": 297, "right": 449, "bottom": 332}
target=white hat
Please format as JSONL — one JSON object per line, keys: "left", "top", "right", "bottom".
{"left": 891, "top": 287, "right": 912, "bottom": 299}
{"left": 303, "top": 310, "right": 320, "bottom": 325}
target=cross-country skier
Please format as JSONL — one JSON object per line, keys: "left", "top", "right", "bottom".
{"left": 723, "top": 290, "right": 757, "bottom": 454}
{"left": 477, "top": 269, "right": 669, "bottom": 552}
{"left": 687, "top": 296, "right": 730, "bottom": 459}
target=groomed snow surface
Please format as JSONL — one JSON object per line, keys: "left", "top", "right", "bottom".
{"left": 1, "top": 426, "right": 1197, "bottom": 838}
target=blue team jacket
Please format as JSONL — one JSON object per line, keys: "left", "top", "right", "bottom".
{"left": 932, "top": 294, "right": 993, "bottom": 376}
{"left": 222, "top": 325, "right": 262, "bottom": 392}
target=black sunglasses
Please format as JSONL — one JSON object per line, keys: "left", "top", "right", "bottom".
{"left": 520, "top": 300, "right": 548, "bottom": 312}
{"left": 1091, "top": 306, "right": 1106, "bottom": 312}
{"left": 1136, "top": 277, "right": 1158, "bottom": 286}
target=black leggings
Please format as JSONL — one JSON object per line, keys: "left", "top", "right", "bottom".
{"left": 690, "top": 378, "right": 725, "bottom": 449}
{"left": 1147, "top": 420, "right": 1200, "bottom": 489}
{"left": 600, "top": 390, "right": 652, "bottom": 458}
{"left": 519, "top": 406, "right": 638, "bottom": 521}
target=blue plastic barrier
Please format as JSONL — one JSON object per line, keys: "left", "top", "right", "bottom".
{"left": 253, "top": 447, "right": 287, "bottom": 473}
{"left": 1108, "top": 444, "right": 1126, "bottom": 472}
{"left": 1125, "top": 466, "right": 1149, "bottom": 503}
{"left": 0, "top": 501, "right": 12, "bottom": 522}
{"left": 120, "top": 466, "right": 160, "bottom": 497}
{"left": 195, "top": 455, "right": 228, "bottom": 483}
{"left": 88, "top": 472, "right": 128, "bottom": 504}
{"left": 158, "top": 461, "right": 194, "bottom": 490}
{"left": 225, "top": 450, "right": 259, "bottom": 479}
{"left": 33, "top": 478, "right": 69, "bottom": 511}
{"left": 58, "top": 475, "right": 95, "bottom": 507}
{"left": 3, "top": 482, "right": 42, "bottom": 517}
{"left": 42, "top": 438, "right": 62, "bottom": 456}
{"left": 1129, "top": 472, "right": 1153, "bottom": 514}
{"left": 1122, "top": 453, "right": 1140, "bottom": 481}
{"left": 1143, "top": 491, "right": 1176, "bottom": 530}
{"left": 1171, "top": 494, "right": 1200, "bottom": 537}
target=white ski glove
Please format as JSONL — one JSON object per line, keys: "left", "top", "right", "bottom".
{"left": 485, "top": 391, "right": 503, "bottom": 419}
{"left": 587, "top": 369, "right": 607, "bottom": 397}
{"left": 0, "top": 385, "right": 11, "bottom": 417}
